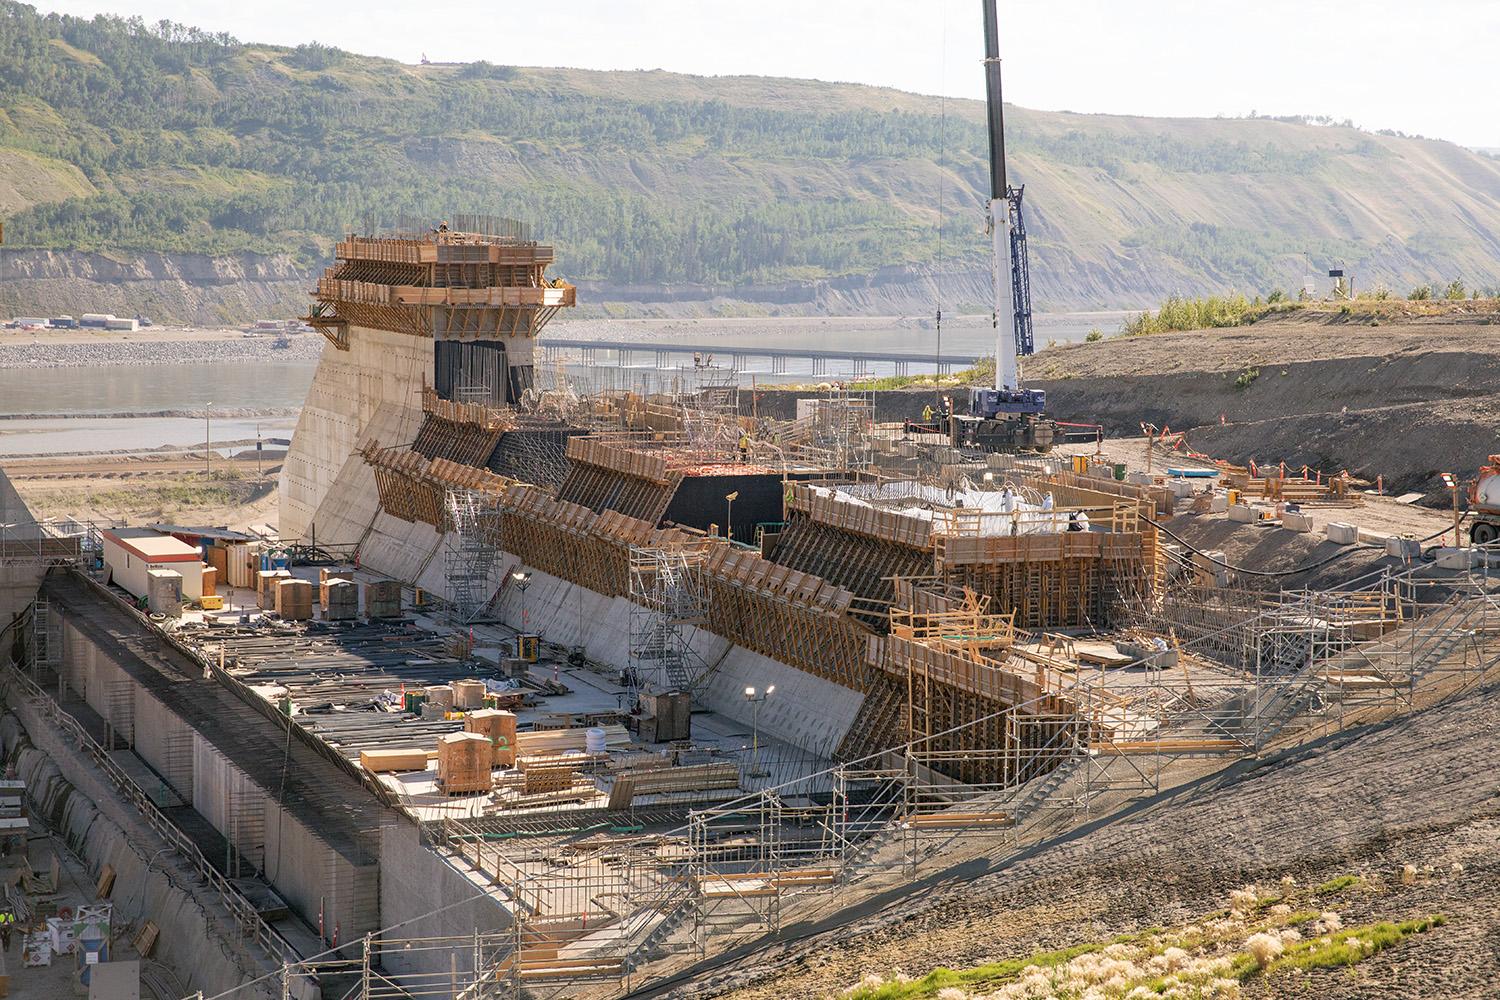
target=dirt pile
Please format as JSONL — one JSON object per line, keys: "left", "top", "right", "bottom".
{"left": 1028, "top": 309, "right": 1500, "bottom": 495}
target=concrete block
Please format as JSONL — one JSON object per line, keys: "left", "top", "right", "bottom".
{"left": 1127, "top": 472, "right": 1154, "bottom": 486}
{"left": 1210, "top": 495, "right": 1229, "bottom": 513}
{"left": 1168, "top": 479, "right": 1197, "bottom": 499}
{"left": 1384, "top": 536, "right": 1422, "bottom": 559}
{"left": 1435, "top": 547, "right": 1476, "bottom": 570}
{"left": 1281, "top": 512, "right": 1314, "bottom": 533}
{"left": 1227, "top": 503, "right": 1258, "bottom": 523}
{"left": 1325, "top": 522, "right": 1359, "bottom": 545}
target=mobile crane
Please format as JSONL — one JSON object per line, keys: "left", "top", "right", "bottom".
{"left": 948, "top": 0, "right": 1058, "bottom": 453}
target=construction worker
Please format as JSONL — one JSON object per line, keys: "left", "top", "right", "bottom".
{"left": 737, "top": 431, "right": 751, "bottom": 463}
{"left": 921, "top": 403, "right": 934, "bottom": 425}
{"left": 0, "top": 908, "right": 15, "bottom": 949}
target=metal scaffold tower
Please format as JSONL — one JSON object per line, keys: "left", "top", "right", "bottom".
{"left": 445, "top": 489, "right": 502, "bottom": 625}
{"left": 628, "top": 545, "right": 712, "bottom": 697}
{"left": 814, "top": 383, "right": 875, "bottom": 470}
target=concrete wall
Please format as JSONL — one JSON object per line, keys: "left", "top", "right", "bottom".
{"left": 487, "top": 565, "right": 866, "bottom": 757}
{"left": 0, "top": 711, "right": 279, "bottom": 1000}
{"left": 378, "top": 820, "right": 512, "bottom": 985}
{"left": 58, "top": 616, "right": 380, "bottom": 941}
{"left": 280, "top": 326, "right": 432, "bottom": 542}
{"left": 1, "top": 470, "right": 48, "bottom": 626}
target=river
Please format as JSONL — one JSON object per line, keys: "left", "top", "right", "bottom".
{"left": 0, "top": 311, "right": 1131, "bottom": 456}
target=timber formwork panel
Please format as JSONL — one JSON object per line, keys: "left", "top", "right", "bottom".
{"left": 412, "top": 414, "right": 506, "bottom": 467}
{"left": 361, "top": 444, "right": 513, "bottom": 531}
{"left": 770, "top": 514, "right": 932, "bottom": 630}
{"left": 556, "top": 462, "right": 681, "bottom": 525}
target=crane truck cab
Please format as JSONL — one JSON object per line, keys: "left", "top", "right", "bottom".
{"left": 950, "top": 387, "right": 1056, "bottom": 453}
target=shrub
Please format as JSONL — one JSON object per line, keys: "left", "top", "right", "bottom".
{"left": 1409, "top": 285, "right": 1432, "bottom": 300}
{"left": 1245, "top": 932, "right": 1284, "bottom": 967}
{"left": 1085, "top": 329, "right": 1103, "bottom": 343}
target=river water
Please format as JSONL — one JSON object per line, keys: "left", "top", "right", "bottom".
{"left": 0, "top": 360, "right": 316, "bottom": 457}
{"left": 0, "top": 311, "right": 1130, "bottom": 456}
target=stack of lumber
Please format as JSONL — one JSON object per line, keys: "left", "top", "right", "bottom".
{"left": 516, "top": 751, "right": 607, "bottom": 772}
{"left": 437, "top": 732, "right": 493, "bottom": 794}
{"left": 275, "top": 579, "right": 315, "bottom": 621}
{"left": 359, "top": 747, "right": 429, "bottom": 773}
{"left": 523, "top": 766, "right": 579, "bottom": 795}
{"left": 513, "top": 725, "right": 630, "bottom": 756}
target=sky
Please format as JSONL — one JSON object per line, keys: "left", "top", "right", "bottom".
{"left": 36, "top": 0, "right": 1500, "bottom": 148}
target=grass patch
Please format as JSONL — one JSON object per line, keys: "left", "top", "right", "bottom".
{"left": 1313, "top": 875, "right": 1363, "bottom": 896}
{"left": 1256, "top": 915, "right": 1446, "bottom": 978}
{"left": 840, "top": 942, "right": 1105, "bottom": 1000}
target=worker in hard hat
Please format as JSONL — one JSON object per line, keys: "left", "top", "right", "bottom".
{"left": 737, "top": 431, "right": 751, "bottom": 462}
{"left": 921, "top": 403, "right": 934, "bottom": 425}
{"left": 1042, "top": 492, "right": 1055, "bottom": 511}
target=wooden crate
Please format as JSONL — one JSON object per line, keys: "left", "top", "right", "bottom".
{"left": 465, "top": 709, "right": 518, "bottom": 767}
{"left": 275, "top": 579, "right": 315, "bottom": 621}
{"left": 437, "top": 732, "right": 493, "bottom": 793}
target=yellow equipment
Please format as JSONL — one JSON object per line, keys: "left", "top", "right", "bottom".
{"left": 517, "top": 634, "right": 540, "bottom": 662}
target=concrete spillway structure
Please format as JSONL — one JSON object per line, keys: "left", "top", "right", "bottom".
{"left": 278, "top": 227, "right": 1160, "bottom": 767}
{"left": 280, "top": 222, "right": 576, "bottom": 545}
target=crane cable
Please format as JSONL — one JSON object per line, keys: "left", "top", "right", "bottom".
{"left": 1142, "top": 512, "right": 1464, "bottom": 579}
{"left": 933, "top": 8, "right": 946, "bottom": 396}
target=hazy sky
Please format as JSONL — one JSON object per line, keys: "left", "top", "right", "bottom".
{"left": 37, "top": 0, "right": 1500, "bottom": 148}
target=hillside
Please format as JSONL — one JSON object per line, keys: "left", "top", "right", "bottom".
{"left": 1, "top": 5, "right": 1499, "bottom": 322}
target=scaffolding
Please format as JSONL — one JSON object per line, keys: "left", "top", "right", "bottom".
{"left": 445, "top": 489, "right": 502, "bottom": 626}
{"left": 627, "top": 545, "right": 712, "bottom": 697}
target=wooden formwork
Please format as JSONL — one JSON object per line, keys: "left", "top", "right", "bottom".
{"left": 360, "top": 443, "right": 512, "bottom": 530}
{"left": 556, "top": 437, "right": 684, "bottom": 523}
{"left": 412, "top": 413, "right": 506, "bottom": 467}
{"left": 770, "top": 515, "right": 935, "bottom": 630}
{"left": 1032, "top": 470, "right": 1175, "bottom": 517}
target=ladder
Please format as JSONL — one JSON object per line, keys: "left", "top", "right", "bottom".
{"left": 29, "top": 599, "right": 50, "bottom": 677}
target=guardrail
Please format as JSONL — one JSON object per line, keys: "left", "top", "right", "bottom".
{"left": 2, "top": 660, "right": 298, "bottom": 968}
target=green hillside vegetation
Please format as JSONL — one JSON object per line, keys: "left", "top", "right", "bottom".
{"left": 0, "top": 3, "right": 1498, "bottom": 308}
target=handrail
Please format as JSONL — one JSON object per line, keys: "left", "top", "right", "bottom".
{"left": 2, "top": 664, "right": 298, "bottom": 967}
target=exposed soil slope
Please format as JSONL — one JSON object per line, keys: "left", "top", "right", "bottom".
{"left": 667, "top": 680, "right": 1500, "bottom": 1000}
{"left": 1029, "top": 308, "right": 1500, "bottom": 495}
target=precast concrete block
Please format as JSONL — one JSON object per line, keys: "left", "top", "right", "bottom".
{"left": 1281, "top": 512, "right": 1314, "bottom": 532}
{"left": 1325, "top": 522, "right": 1359, "bottom": 545}
{"left": 1435, "top": 547, "right": 1477, "bottom": 570}
{"left": 1210, "top": 495, "right": 1229, "bottom": 513}
{"left": 1385, "top": 536, "right": 1422, "bottom": 560}
{"left": 1227, "top": 503, "right": 1259, "bottom": 523}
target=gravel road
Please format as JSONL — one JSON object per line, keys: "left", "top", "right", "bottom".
{"left": 0, "top": 331, "right": 323, "bottom": 368}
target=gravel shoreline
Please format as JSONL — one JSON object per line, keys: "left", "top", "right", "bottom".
{"left": 0, "top": 335, "right": 323, "bottom": 369}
